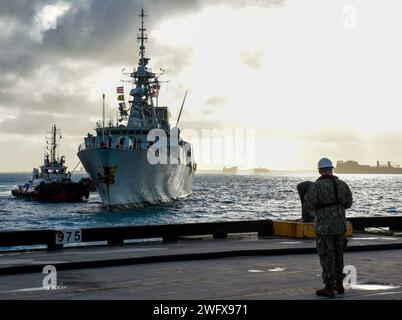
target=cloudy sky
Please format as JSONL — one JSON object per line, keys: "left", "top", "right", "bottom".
{"left": 1, "top": 0, "right": 402, "bottom": 171}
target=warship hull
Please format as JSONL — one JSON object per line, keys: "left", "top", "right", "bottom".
{"left": 78, "top": 148, "right": 194, "bottom": 208}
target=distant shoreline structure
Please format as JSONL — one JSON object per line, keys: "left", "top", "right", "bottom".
{"left": 8, "top": 162, "right": 402, "bottom": 175}
{"left": 194, "top": 167, "right": 316, "bottom": 175}
{"left": 335, "top": 160, "right": 402, "bottom": 174}
{"left": 197, "top": 169, "right": 316, "bottom": 174}
{"left": 222, "top": 166, "right": 271, "bottom": 174}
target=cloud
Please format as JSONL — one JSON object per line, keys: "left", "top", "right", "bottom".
{"left": 239, "top": 50, "right": 265, "bottom": 70}
{"left": 151, "top": 44, "right": 195, "bottom": 77}
{"left": 0, "top": 112, "right": 93, "bottom": 136}
{"left": 0, "top": 0, "right": 286, "bottom": 73}
{"left": 0, "top": 0, "right": 206, "bottom": 108}
{"left": 202, "top": 96, "right": 231, "bottom": 115}
{"left": 181, "top": 119, "right": 230, "bottom": 132}
{"left": 0, "top": 0, "right": 289, "bottom": 171}
{"left": 298, "top": 128, "right": 365, "bottom": 145}
{"left": 0, "top": 62, "right": 103, "bottom": 121}
{"left": 30, "top": 1, "right": 71, "bottom": 42}
{"left": 205, "top": 96, "right": 231, "bottom": 106}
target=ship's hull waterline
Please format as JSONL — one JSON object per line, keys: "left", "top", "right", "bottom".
{"left": 78, "top": 148, "right": 195, "bottom": 209}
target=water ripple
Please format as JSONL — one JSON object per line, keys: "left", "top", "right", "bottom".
{"left": 0, "top": 173, "right": 400, "bottom": 231}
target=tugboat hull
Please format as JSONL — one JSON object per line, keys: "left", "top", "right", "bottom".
{"left": 12, "top": 183, "right": 89, "bottom": 202}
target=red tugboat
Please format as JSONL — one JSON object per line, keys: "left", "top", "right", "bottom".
{"left": 12, "top": 125, "right": 91, "bottom": 202}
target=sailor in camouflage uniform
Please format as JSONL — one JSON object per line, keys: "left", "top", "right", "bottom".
{"left": 304, "top": 158, "right": 353, "bottom": 297}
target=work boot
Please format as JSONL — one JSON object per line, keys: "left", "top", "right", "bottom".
{"left": 316, "top": 284, "right": 335, "bottom": 298}
{"left": 335, "top": 280, "right": 345, "bottom": 294}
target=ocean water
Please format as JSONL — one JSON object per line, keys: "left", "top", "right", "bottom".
{"left": 0, "top": 172, "right": 401, "bottom": 232}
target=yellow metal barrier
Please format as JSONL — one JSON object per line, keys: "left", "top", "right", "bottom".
{"left": 273, "top": 220, "right": 353, "bottom": 239}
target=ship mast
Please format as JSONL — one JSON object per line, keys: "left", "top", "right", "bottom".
{"left": 138, "top": 8, "right": 147, "bottom": 67}
{"left": 135, "top": 7, "right": 153, "bottom": 96}
{"left": 48, "top": 124, "right": 60, "bottom": 163}
{"left": 127, "top": 7, "right": 160, "bottom": 128}
{"left": 102, "top": 93, "right": 106, "bottom": 143}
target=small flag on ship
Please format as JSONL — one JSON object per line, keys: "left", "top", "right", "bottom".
{"left": 117, "top": 95, "right": 125, "bottom": 101}
{"left": 116, "top": 86, "right": 124, "bottom": 94}
{"left": 150, "top": 83, "right": 161, "bottom": 97}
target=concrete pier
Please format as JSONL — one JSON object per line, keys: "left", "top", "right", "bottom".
{"left": 1, "top": 234, "right": 402, "bottom": 300}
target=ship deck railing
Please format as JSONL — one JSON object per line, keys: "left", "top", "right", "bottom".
{"left": 79, "top": 142, "right": 188, "bottom": 155}
{"left": 78, "top": 142, "right": 151, "bottom": 152}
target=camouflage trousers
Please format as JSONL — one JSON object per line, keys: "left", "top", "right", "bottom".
{"left": 316, "top": 234, "right": 347, "bottom": 285}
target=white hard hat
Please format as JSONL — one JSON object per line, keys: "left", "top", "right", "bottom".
{"left": 318, "top": 157, "right": 334, "bottom": 169}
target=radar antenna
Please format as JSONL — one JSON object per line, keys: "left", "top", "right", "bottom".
{"left": 137, "top": 7, "right": 148, "bottom": 66}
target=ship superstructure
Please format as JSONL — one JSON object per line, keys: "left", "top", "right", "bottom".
{"left": 78, "top": 9, "right": 196, "bottom": 209}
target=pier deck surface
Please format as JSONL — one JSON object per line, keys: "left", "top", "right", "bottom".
{"left": 1, "top": 234, "right": 402, "bottom": 300}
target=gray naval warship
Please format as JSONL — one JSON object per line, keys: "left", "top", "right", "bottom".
{"left": 78, "top": 9, "right": 196, "bottom": 209}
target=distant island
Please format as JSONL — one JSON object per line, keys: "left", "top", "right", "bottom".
{"left": 222, "top": 166, "right": 238, "bottom": 173}
{"left": 222, "top": 166, "right": 271, "bottom": 175}
{"left": 253, "top": 167, "right": 270, "bottom": 174}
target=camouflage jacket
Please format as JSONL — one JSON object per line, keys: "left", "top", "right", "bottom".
{"left": 304, "top": 175, "right": 353, "bottom": 235}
